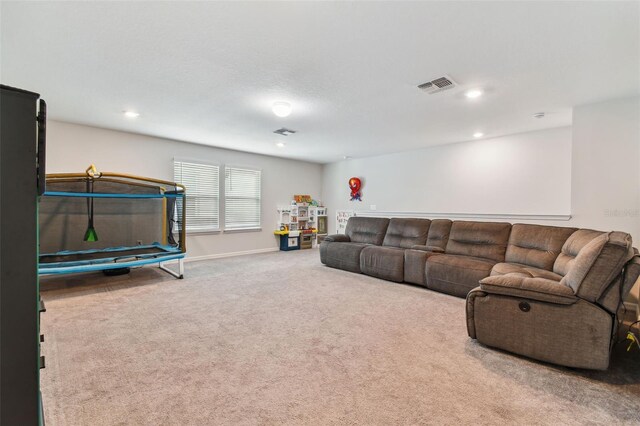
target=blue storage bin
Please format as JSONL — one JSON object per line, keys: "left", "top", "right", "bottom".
{"left": 279, "top": 233, "right": 300, "bottom": 251}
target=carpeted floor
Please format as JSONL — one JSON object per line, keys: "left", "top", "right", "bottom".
{"left": 40, "top": 249, "right": 640, "bottom": 425}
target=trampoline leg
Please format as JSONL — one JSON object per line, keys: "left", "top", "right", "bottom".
{"left": 159, "top": 258, "right": 184, "bottom": 279}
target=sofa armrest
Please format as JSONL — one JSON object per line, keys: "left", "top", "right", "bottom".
{"left": 323, "top": 234, "right": 351, "bottom": 243}
{"left": 410, "top": 245, "right": 445, "bottom": 253}
{"left": 479, "top": 275, "right": 578, "bottom": 305}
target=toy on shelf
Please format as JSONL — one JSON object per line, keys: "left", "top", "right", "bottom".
{"left": 276, "top": 196, "right": 327, "bottom": 250}
{"left": 294, "top": 194, "right": 312, "bottom": 204}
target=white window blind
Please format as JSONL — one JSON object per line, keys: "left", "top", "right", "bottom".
{"left": 173, "top": 160, "right": 219, "bottom": 232}
{"left": 225, "top": 166, "right": 261, "bottom": 230}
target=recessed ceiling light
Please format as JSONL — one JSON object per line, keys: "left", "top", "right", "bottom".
{"left": 124, "top": 111, "right": 140, "bottom": 118}
{"left": 465, "top": 89, "right": 483, "bottom": 99}
{"left": 343, "top": 156, "right": 351, "bottom": 160}
{"left": 272, "top": 101, "right": 292, "bottom": 117}
{"left": 276, "top": 142, "right": 286, "bottom": 148}
{"left": 473, "top": 132, "right": 484, "bottom": 138}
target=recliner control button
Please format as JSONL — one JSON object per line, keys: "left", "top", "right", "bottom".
{"left": 519, "top": 302, "right": 531, "bottom": 312}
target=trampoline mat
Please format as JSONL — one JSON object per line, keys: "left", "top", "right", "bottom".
{"left": 40, "top": 246, "right": 169, "bottom": 264}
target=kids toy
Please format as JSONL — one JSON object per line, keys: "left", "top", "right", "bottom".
{"left": 83, "top": 165, "right": 100, "bottom": 242}
{"left": 349, "top": 177, "right": 362, "bottom": 201}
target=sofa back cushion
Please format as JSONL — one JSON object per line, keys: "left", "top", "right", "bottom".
{"left": 426, "top": 219, "right": 452, "bottom": 250}
{"left": 345, "top": 217, "right": 390, "bottom": 245}
{"left": 505, "top": 224, "right": 577, "bottom": 271}
{"left": 382, "top": 218, "right": 431, "bottom": 248}
{"left": 553, "top": 229, "right": 604, "bottom": 276}
{"left": 445, "top": 221, "right": 512, "bottom": 262}
{"left": 560, "top": 231, "right": 634, "bottom": 302}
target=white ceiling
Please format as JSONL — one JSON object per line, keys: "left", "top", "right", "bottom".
{"left": 2, "top": 1, "right": 638, "bottom": 164}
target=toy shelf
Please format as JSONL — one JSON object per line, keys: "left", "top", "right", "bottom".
{"left": 276, "top": 198, "right": 326, "bottom": 250}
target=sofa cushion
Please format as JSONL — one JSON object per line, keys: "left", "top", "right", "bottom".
{"left": 491, "top": 262, "right": 563, "bottom": 281}
{"left": 553, "top": 229, "right": 604, "bottom": 276}
{"left": 445, "top": 221, "right": 512, "bottom": 262}
{"left": 425, "top": 219, "right": 452, "bottom": 251}
{"left": 345, "top": 217, "right": 390, "bottom": 245}
{"left": 360, "top": 246, "right": 405, "bottom": 282}
{"left": 426, "top": 254, "right": 496, "bottom": 297}
{"left": 411, "top": 245, "right": 445, "bottom": 253}
{"left": 561, "top": 232, "right": 634, "bottom": 302}
{"left": 404, "top": 248, "right": 445, "bottom": 286}
{"left": 323, "top": 242, "right": 370, "bottom": 273}
{"left": 382, "top": 218, "right": 431, "bottom": 248}
{"left": 323, "top": 234, "right": 350, "bottom": 243}
{"left": 479, "top": 274, "right": 576, "bottom": 305}
{"left": 505, "top": 224, "right": 577, "bottom": 270}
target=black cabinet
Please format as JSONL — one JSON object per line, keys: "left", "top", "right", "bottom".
{"left": 1, "top": 84, "right": 46, "bottom": 425}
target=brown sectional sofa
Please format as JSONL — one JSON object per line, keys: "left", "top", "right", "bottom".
{"left": 360, "top": 218, "right": 431, "bottom": 282}
{"left": 319, "top": 216, "right": 640, "bottom": 370}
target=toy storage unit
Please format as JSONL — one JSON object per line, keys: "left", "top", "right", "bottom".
{"left": 275, "top": 230, "right": 300, "bottom": 251}
{"left": 276, "top": 201, "right": 326, "bottom": 251}
{"left": 300, "top": 232, "right": 314, "bottom": 249}
{"left": 278, "top": 205, "right": 326, "bottom": 234}
{"left": 311, "top": 207, "right": 328, "bottom": 245}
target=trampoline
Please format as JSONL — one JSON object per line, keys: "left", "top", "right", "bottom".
{"left": 38, "top": 165, "right": 186, "bottom": 278}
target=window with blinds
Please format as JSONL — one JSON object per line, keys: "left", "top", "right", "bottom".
{"left": 224, "top": 166, "right": 261, "bottom": 230}
{"left": 173, "top": 160, "right": 219, "bottom": 232}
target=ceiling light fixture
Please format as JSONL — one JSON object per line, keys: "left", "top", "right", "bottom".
{"left": 276, "top": 142, "right": 285, "bottom": 148}
{"left": 465, "top": 89, "right": 483, "bottom": 99}
{"left": 272, "top": 101, "right": 292, "bottom": 117}
{"left": 473, "top": 132, "right": 484, "bottom": 138}
{"left": 273, "top": 127, "right": 296, "bottom": 136}
{"left": 533, "top": 112, "right": 545, "bottom": 119}
{"left": 124, "top": 111, "right": 140, "bottom": 118}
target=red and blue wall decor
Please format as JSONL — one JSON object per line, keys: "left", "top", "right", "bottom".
{"left": 349, "top": 177, "right": 362, "bottom": 201}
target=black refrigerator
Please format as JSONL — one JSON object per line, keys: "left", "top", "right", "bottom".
{"left": 0, "top": 84, "right": 47, "bottom": 425}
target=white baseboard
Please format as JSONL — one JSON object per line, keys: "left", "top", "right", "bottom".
{"left": 184, "top": 247, "right": 279, "bottom": 263}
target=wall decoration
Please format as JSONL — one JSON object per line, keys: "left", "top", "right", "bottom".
{"left": 348, "top": 177, "right": 362, "bottom": 201}
{"left": 336, "top": 210, "right": 355, "bottom": 234}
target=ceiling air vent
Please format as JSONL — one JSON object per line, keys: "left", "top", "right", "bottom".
{"left": 417, "top": 75, "right": 457, "bottom": 94}
{"left": 274, "top": 128, "right": 296, "bottom": 136}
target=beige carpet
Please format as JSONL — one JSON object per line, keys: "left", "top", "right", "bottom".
{"left": 40, "top": 249, "right": 640, "bottom": 425}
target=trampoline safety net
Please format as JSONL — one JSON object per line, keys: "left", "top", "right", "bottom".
{"left": 39, "top": 171, "right": 186, "bottom": 273}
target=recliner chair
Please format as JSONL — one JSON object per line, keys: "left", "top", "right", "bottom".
{"left": 467, "top": 230, "right": 640, "bottom": 370}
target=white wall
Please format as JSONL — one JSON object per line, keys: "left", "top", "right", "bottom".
{"left": 570, "top": 96, "right": 640, "bottom": 243}
{"left": 322, "top": 126, "right": 573, "bottom": 233}
{"left": 46, "top": 120, "right": 323, "bottom": 260}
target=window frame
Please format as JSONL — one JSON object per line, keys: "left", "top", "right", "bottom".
{"left": 173, "top": 158, "right": 221, "bottom": 234}
{"left": 223, "top": 164, "right": 262, "bottom": 232}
